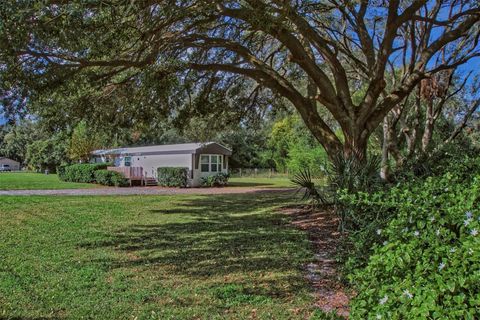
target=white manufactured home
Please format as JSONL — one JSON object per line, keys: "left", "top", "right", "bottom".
{"left": 91, "top": 142, "right": 232, "bottom": 187}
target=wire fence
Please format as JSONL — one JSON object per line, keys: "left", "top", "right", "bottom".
{"left": 229, "top": 168, "right": 289, "bottom": 178}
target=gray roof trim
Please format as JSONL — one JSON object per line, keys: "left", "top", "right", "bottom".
{"left": 92, "top": 142, "right": 232, "bottom": 157}
{"left": 121, "top": 150, "right": 194, "bottom": 156}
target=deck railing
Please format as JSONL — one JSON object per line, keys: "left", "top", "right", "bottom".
{"left": 107, "top": 166, "right": 144, "bottom": 180}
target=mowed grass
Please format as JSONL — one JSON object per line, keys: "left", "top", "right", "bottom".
{"left": 0, "top": 172, "right": 99, "bottom": 190}
{"left": 229, "top": 177, "right": 325, "bottom": 189}
{"left": 229, "top": 177, "right": 294, "bottom": 188}
{"left": 0, "top": 192, "right": 318, "bottom": 319}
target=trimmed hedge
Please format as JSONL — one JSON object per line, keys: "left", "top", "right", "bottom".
{"left": 157, "top": 167, "right": 189, "bottom": 187}
{"left": 201, "top": 172, "right": 230, "bottom": 187}
{"left": 94, "top": 170, "right": 129, "bottom": 187}
{"left": 58, "top": 163, "right": 109, "bottom": 183}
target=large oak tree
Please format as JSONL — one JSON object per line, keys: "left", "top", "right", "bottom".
{"left": 1, "top": 1, "right": 479, "bottom": 160}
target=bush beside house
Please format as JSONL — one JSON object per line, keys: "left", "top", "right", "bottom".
{"left": 94, "top": 170, "right": 129, "bottom": 187}
{"left": 58, "top": 163, "right": 109, "bottom": 183}
{"left": 201, "top": 172, "right": 230, "bottom": 187}
{"left": 157, "top": 167, "right": 189, "bottom": 187}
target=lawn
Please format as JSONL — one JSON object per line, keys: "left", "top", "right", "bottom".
{"left": 229, "top": 177, "right": 325, "bottom": 189}
{"left": 0, "top": 192, "right": 319, "bottom": 319}
{"left": 228, "top": 177, "right": 294, "bottom": 188}
{"left": 0, "top": 172, "right": 99, "bottom": 190}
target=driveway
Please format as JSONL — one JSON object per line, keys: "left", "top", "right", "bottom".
{"left": 0, "top": 186, "right": 294, "bottom": 196}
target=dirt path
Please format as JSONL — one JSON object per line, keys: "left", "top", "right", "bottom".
{"left": 0, "top": 186, "right": 293, "bottom": 196}
{"left": 282, "top": 206, "right": 350, "bottom": 318}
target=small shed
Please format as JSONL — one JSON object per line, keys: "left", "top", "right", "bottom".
{"left": 0, "top": 157, "right": 20, "bottom": 171}
{"left": 91, "top": 142, "right": 232, "bottom": 187}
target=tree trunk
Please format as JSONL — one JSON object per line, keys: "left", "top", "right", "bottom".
{"left": 421, "top": 100, "right": 434, "bottom": 153}
{"left": 343, "top": 132, "right": 369, "bottom": 162}
{"left": 381, "top": 117, "right": 390, "bottom": 180}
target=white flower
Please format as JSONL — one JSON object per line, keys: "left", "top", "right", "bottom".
{"left": 383, "top": 241, "right": 389, "bottom": 246}
{"left": 377, "top": 229, "right": 382, "bottom": 235}
{"left": 444, "top": 188, "right": 449, "bottom": 192}
{"left": 379, "top": 294, "right": 388, "bottom": 305}
{"left": 468, "top": 248, "right": 474, "bottom": 255}
{"left": 438, "top": 262, "right": 446, "bottom": 271}
{"left": 471, "top": 229, "right": 478, "bottom": 236}
{"left": 403, "top": 289, "right": 413, "bottom": 299}
{"left": 436, "top": 229, "right": 441, "bottom": 236}
{"left": 465, "top": 211, "right": 473, "bottom": 219}
{"left": 413, "top": 230, "right": 420, "bottom": 237}
{"left": 449, "top": 247, "right": 456, "bottom": 253}
{"left": 409, "top": 217, "right": 413, "bottom": 224}
{"left": 376, "top": 315, "right": 382, "bottom": 319}
{"left": 464, "top": 219, "right": 472, "bottom": 227}
{"left": 430, "top": 216, "right": 435, "bottom": 222}
{"left": 402, "top": 227, "right": 409, "bottom": 233}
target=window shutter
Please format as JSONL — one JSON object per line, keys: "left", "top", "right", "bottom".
{"left": 223, "top": 155, "right": 227, "bottom": 169}
{"left": 195, "top": 154, "right": 200, "bottom": 169}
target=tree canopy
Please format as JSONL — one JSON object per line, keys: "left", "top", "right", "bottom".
{"left": 1, "top": 1, "right": 479, "bottom": 160}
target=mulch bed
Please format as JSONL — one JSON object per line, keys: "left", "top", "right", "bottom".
{"left": 281, "top": 205, "right": 351, "bottom": 318}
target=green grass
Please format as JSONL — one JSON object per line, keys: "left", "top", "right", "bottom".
{"left": 228, "top": 177, "right": 294, "bottom": 188}
{"left": 229, "top": 177, "right": 325, "bottom": 189}
{"left": 0, "top": 192, "right": 318, "bottom": 319}
{"left": 0, "top": 172, "right": 99, "bottom": 190}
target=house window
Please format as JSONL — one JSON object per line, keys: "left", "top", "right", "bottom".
{"left": 200, "top": 155, "right": 223, "bottom": 173}
{"left": 211, "top": 155, "right": 218, "bottom": 172}
{"left": 200, "top": 155, "right": 210, "bottom": 172}
{"left": 124, "top": 156, "right": 132, "bottom": 167}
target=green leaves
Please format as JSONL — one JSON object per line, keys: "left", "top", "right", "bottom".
{"left": 349, "top": 164, "right": 480, "bottom": 319}
{"left": 201, "top": 172, "right": 230, "bottom": 187}
{"left": 157, "top": 167, "right": 189, "bottom": 188}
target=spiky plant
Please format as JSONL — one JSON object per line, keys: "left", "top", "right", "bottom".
{"left": 290, "top": 168, "right": 328, "bottom": 209}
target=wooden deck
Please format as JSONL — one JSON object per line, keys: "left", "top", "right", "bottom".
{"left": 107, "top": 167, "right": 145, "bottom": 186}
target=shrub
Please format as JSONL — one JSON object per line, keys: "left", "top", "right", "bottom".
{"left": 94, "top": 170, "right": 128, "bottom": 187}
{"left": 59, "top": 163, "right": 109, "bottom": 183}
{"left": 201, "top": 172, "right": 230, "bottom": 187}
{"left": 348, "top": 171, "right": 480, "bottom": 319}
{"left": 157, "top": 167, "right": 189, "bottom": 187}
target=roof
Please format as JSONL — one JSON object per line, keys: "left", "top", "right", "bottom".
{"left": 0, "top": 157, "right": 20, "bottom": 164}
{"left": 92, "top": 142, "right": 232, "bottom": 157}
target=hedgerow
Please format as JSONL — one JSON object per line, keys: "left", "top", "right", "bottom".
{"left": 58, "top": 163, "right": 109, "bottom": 183}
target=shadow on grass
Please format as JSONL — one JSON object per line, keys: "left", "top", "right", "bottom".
{"left": 80, "top": 192, "right": 308, "bottom": 286}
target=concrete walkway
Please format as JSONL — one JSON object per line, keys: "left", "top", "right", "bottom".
{"left": 0, "top": 186, "right": 293, "bottom": 196}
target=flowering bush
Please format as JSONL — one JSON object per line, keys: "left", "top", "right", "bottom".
{"left": 349, "top": 172, "right": 480, "bottom": 319}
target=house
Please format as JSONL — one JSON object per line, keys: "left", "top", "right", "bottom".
{"left": 91, "top": 142, "right": 232, "bottom": 187}
{"left": 0, "top": 157, "right": 20, "bottom": 171}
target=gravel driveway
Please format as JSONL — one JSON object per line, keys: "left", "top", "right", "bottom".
{"left": 0, "top": 186, "right": 293, "bottom": 196}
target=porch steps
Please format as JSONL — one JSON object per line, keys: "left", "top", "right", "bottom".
{"left": 144, "top": 178, "right": 158, "bottom": 186}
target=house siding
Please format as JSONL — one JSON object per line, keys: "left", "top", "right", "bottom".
{"left": 129, "top": 154, "right": 192, "bottom": 178}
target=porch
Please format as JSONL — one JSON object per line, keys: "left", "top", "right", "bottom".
{"left": 107, "top": 167, "right": 157, "bottom": 186}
